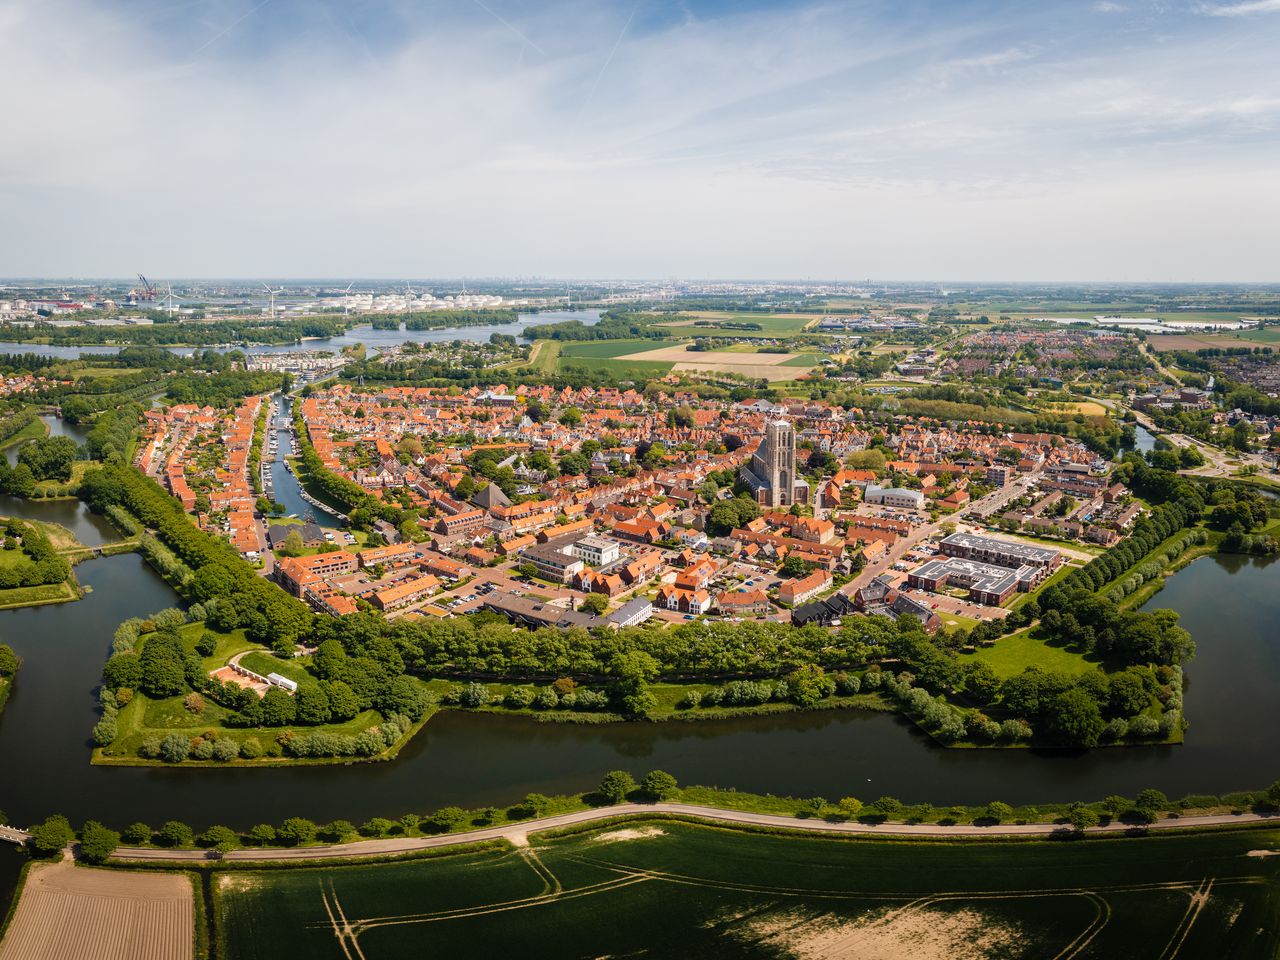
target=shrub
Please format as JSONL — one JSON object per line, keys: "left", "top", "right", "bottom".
{"left": 423, "top": 807, "right": 467, "bottom": 833}
{"left": 158, "top": 732, "right": 191, "bottom": 763}
{"left": 191, "top": 739, "right": 216, "bottom": 761}
{"left": 239, "top": 737, "right": 263, "bottom": 759}
{"left": 984, "top": 801, "right": 1014, "bottom": 823}
{"left": 678, "top": 690, "right": 702, "bottom": 709}
{"left": 322, "top": 820, "right": 355, "bottom": 842}
{"left": 92, "top": 716, "right": 118, "bottom": 747}
{"left": 458, "top": 682, "right": 490, "bottom": 708}
{"left": 211, "top": 738, "right": 240, "bottom": 761}
{"left": 503, "top": 687, "right": 533, "bottom": 709}
{"left": 871, "top": 797, "right": 902, "bottom": 817}
{"left": 532, "top": 687, "right": 559, "bottom": 710}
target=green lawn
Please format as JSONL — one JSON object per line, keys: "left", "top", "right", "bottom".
{"left": 0, "top": 416, "right": 47, "bottom": 451}
{"left": 238, "top": 650, "right": 312, "bottom": 685}
{"left": 213, "top": 819, "right": 1280, "bottom": 960}
{"left": 959, "top": 627, "right": 1099, "bottom": 679}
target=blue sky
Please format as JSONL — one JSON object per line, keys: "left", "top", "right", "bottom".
{"left": 1, "top": 0, "right": 1277, "bottom": 279}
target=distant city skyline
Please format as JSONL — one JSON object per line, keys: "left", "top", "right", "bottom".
{"left": 2, "top": 0, "right": 1278, "bottom": 280}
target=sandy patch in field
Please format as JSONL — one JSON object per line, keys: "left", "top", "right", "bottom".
{"left": 728, "top": 905, "right": 1026, "bottom": 960}
{"left": 1246, "top": 849, "right": 1280, "bottom": 858}
{"left": 217, "top": 874, "right": 265, "bottom": 893}
{"left": 592, "top": 827, "right": 667, "bottom": 844}
{"left": 0, "top": 861, "right": 193, "bottom": 960}
{"left": 672, "top": 362, "right": 810, "bottom": 381}
{"left": 617, "top": 345, "right": 797, "bottom": 365}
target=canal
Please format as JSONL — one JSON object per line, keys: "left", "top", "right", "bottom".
{"left": 0, "top": 548, "right": 1276, "bottom": 836}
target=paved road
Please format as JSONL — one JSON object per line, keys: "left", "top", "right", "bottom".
{"left": 106, "top": 803, "right": 1279, "bottom": 863}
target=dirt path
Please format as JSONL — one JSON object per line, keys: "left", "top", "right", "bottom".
{"left": 108, "top": 803, "right": 1280, "bottom": 864}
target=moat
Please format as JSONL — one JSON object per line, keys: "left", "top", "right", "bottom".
{"left": 0, "top": 536, "right": 1275, "bottom": 833}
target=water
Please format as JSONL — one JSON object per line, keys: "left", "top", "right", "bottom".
{"left": 265, "top": 395, "right": 340, "bottom": 528}
{"left": 1134, "top": 424, "right": 1156, "bottom": 453}
{"left": 0, "top": 546, "right": 1274, "bottom": 833}
{"left": 0, "top": 310, "right": 600, "bottom": 361}
{"left": 0, "top": 845, "right": 24, "bottom": 925}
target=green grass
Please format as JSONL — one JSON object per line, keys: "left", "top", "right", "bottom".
{"left": 679, "top": 311, "right": 820, "bottom": 335}
{"left": 959, "top": 627, "right": 1099, "bottom": 679}
{"left": 526, "top": 339, "right": 561, "bottom": 374}
{"left": 556, "top": 356, "right": 675, "bottom": 377}
{"left": 238, "top": 650, "right": 311, "bottom": 685}
{"left": 780, "top": 352, "right": 825, "bottom": 366}
{"left": 558, "top": 339, "right": 664, "bottom": 359}
{"left": 0, "top": 416, "right": 47, "bottom": 451}
{"left": 213, "top": 819, "right": 1280, "bottom": 960}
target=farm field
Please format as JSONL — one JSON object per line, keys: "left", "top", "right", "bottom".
{"left": 613, "top": 343, "right": 815, "bottom": 381}
{"left": 1148, "top": 327, "right": 1280, "bottom": 351}
{"left": 672, "top": 311, "right": 820, "bottom": 335}
{"left": 213, "top": 820, "right": 1280, "bottom": 960}
{"left": 0, "top": 861, "right": 193, "bottom": 960}
{"left": 554, "top": 340, "right": 675, "bottom": 377}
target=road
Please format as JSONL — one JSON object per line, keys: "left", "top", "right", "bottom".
{"left": 101, "top": 802, "right": 1280, "bottom": 863}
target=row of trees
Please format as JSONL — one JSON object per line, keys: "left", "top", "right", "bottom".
{"left": 80, "top": 465, "right": 313, "bottom": 650}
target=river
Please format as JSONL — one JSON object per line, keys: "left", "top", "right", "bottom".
{"left": 0, "top": 310, "right": 600, "bottom": 361}
{"left": 0, "top": 545, "right": 1276, "bottom": 838}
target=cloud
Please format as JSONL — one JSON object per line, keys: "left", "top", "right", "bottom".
{"left": 1093, "top": 2, "right": 1126, "bottom": 12}
{"left": 0, "top": 0, "right": 1277, "bottom": 279}
{"left": 1198, "top": 0, "right": 1280, "bottom": 15}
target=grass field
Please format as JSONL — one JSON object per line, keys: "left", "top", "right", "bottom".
{"left": 958, "top": 628, "right": 1100, "bottom": 679}
{"left": 0, "top": 417, "right": 47, "bottom": 452}
{"left": 675, "top": 311, "right": 820, "bottom": 335}
{"left": 214, "top": 820, "right": 1280, "bottom": 960}
{"left": 554, "top": 340, "right": 676, "bottom": 377}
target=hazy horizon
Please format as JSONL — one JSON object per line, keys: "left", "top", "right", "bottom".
{"left": 3, "top": 0, "right": 1278, "bottom": 280}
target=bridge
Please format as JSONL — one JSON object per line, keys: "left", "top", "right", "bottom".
{"left": 0, "top": 825, "right": 30, "bottom": 846}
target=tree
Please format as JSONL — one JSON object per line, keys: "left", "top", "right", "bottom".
{"left": 517, "top": 562, "right": 539, "bottom": 580}
{"left": 199, "top": 825, "right": 239, "bottom": 853}
{"left": 246, "top": 824, "right": 277, "bottom": 846}
{"left": 1067, "top": 803, "right": 1100, "bottom": 831}
{"left": 984, "top": 801, "right": 1014, "bottom": 824}
{"left": 838, "top": 797, "right": 863, "bottom": 817}
{"left": 158, "top": 821, "right": 194, "bottom": 847}
{"left": 580, "top": 593, "right": 609, "bottom": 615}
{"left": 295, "top": 684, "right": 332, "bottom": 725}
{"left": 597, "top": 770, "right": 636, "bottom": 804}
{"left": 277, "top": 817, "right": 317, "bottom": 846}
{"left": 18, "top": 435, "right": 78, "bottom": 482}
{"left": 28, "top": 814, "right": 74, "bottom": 857}
{"left": 260, "top": 687, "right": 297, "bottom": 726}
{"left": 639, "top": 770, "right": 679, "bottom": 801}
{"left": 962, "top": 661, "right": 1000, "bottom": 704}
{"left": 1043, "top": 688, "right": 1105, "bottom": 747}
{"left": 279, "top": 529, "right": 305, "bottom": 557}
{"left": 871, "top": 797, "right": 902, "bottom": 817}
{"left": 122, "top": 822, "right": 153, "bottom": 845}
{"left": 779, "top": 554, "right": 812, "bottom": 579}
{"left": 0, "top": 643, "right": 17, "bottom": 676}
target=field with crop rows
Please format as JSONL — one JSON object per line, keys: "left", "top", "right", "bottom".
{"left": 214, "top": 820, "right": 1280, "bottom": 959}
{"left": 0, "top": 862, "right": 193, "bottom": 960}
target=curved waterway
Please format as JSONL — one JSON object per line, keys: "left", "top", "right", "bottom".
{"left": 0, "top": 549, "right": 1276, "bottom": 834}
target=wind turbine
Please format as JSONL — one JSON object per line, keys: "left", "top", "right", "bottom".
{"left": 162, "top": 283, "right": 185, "bottom": 317}
{"left": 262, "top": 283, "right": 284, "bottom": 319}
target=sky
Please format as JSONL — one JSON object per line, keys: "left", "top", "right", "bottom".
{"left": 1, "top": 0, "right": 1278, "bottom": 281}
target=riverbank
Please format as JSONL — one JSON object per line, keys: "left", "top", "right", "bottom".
{"left": 97, "top": 799, "right": 1280, "bottom": 864}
